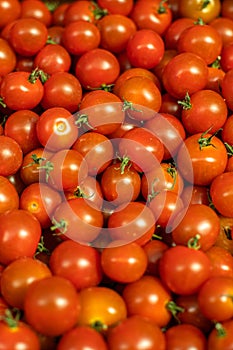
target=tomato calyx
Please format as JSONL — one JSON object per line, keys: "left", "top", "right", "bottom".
{"left": 187, "top": 234, "right": 201, "bottom": 250}
{"left": 34, "top": 236, "right": 50, "bottom": 257}
{"left": 211, "top": 56, "right": 221, "bottom": 69}
{"left": 75, "top": 113, "right": 93, "bottom": 130}
{"left": 37, "top": 160, "right": 54, "bottom": 182}
{"left": 194, "top": 17, "right": 205, "bottom": 25}
{"left": 91, "top": 320, "right": 108, "bottom": 333}
{"left": 122, "top": 99, "right": 143, "bottom": 114}
{"left": 91, "top": 1, "right": 109, "bottom": 20}
{"left": 28, "top": 67, "right": 49, "bottom": 84}
{"left": 214, "top": 322, "right": 226, "bottom": 338}
{"left": 2, "top": 308, "right": 21, "bottom": 329}
{"left": 147, "top": 178, "right": 160, "bottom": 203}
{"left": 115, "top": 155, "right": 132, "bottom": 174}
{"left": 224, "top": 142, "right": 233, "bottom": 157}
{"left": 73, "top": 186, "right": 94, "bottom": 200}
{"left": 157, "top": 0, "right": 169, "bottom": 14}
{"left": 198, "top": 128, "right": 220, "bottom": 150}
{"left": 22, "top": 154, "right": 46, "bottom": 169}
{"left": 177, "top": 92, "right": 192, "bottom": 110}
{"left": 50, "top": 217, "right": 68, "bottom": 235}
{"left": 200, "top": 0, "right": 211, "bottom": 10}
{"left": 166, "top": 165, "right": 177, "bottom": 190}
{"left": 166, "top": 300, "right": 185, "bottom": 323}
{"left": 0, "top": 97, "right": 6, "bottom": 109}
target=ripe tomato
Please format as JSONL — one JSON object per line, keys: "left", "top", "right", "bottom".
{"left": 107, "top": 315, "right": 166, "bottom": 350}
{"left": 108, "top": 201, "right": 156, "bottom": 245}
{"left": 165, "top": 324, "right": 207, "bottom": 350}
{"left": 0, "top": 135, "right": 23, "bottom": 176}
{"left": 0, "top": 70, "right": 44, "bottom": 110}
{"left": 97, "top": 14, "right": 136, "bottom": 54}
{"left": 0, "top": 0, "right": 21, "bottom": 29}
{"left": 126, "top": 29, "right": 164, "bottom": 69}
{"left": 36, "top": 107, "right": 78, "bottom": 152}
{"left": 198, "top": 276, "right": 233, "bottom": 322}
{"left": 57, "top": 325, "right": 108, "bottom": 350}
{"left": 24, "top": 276, "right": 80, "bottom": 336}
{"left": 207, "top": 319, "right": 233, "bottom": 350}
{"left": 0, "top": 175, "right": 19, "bottom": 214}
{"left": 179, "top": 90, "right": 228, "bottom": 134}
{"left": 210, "top": 172, "right": 233, "bottom": 217}
{"left": 176, "top": 131, "right": 228, "bottom": 186}
{"left": 97, "top": 0, "right": 134, "bottom": 16}
{"left": 164, "top": 17, "right": 195, "bottom": 50}
{"left": 210, "top": 16, "right": 233, "bottom": 46}
{"left": 171, "top": 204, "right": 221, "bottom": 251}
{"left": 0, "top": 37, "right": 16, "bottom": 75}
{"left": 101, "top": 241, "right": 148, "bottom": 283}
{"left": 0, "top": 208, "right": 41, "bottom": 265}
{"left": 4, "top": 109, "right": 40, "bottom": 154}
{"left": 0, "top": 257, "right": 52, "bottom": 309}
{"left": 178, "top": 0, "right": 221, "bottom": 23}
{"left": 75, "top": 48, "right": 120, "bottom": 89}
{"left": 143, "top": 239, "right": 168, "bottom": 276}
{"left": 63, "top": 0, "right": 100, "bottom": 25}
{"left": 77, "top": 286, "right": 127, "bottom": 328}
{"left": 49, "top": 240, "right": 103, "bottom": 290}
{"left": 159, "top": 245, "right": 211, "bottom": 295}
{"left": 122, "top": 275, "right": 172, "bottom": 327}
{"left": 162, "top": 52, "right": 209, "bottom": 99}
{"left": 51, "top": 198, "right": 103, "bottom": 244}
{"left": 20, "top": 0, "right": 52, "bottom": 27}
{"left": 205, "top": 246, "right": 233, "bottom": 279}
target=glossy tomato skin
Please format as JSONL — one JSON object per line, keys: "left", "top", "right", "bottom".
{"left": 0, "top": 320, "right": 40, "bottom": 350}
{"left": 97, "top": 0, "right": 134, "bottom": 16}
{"left": 122, "top": 275, "right": 172, "bottom": 327}
{"left": 24, "top": 276, "right": 81, "bottom": 337}
{"left": 158, "top": 245, "right": 211, "bottom": 295}
{"left": 0, "top": 71, "right": 44, "bottom": 110}
{"left": 49, "top": 240, "right": 103, "bottom": 290}
{"left": 164, "top": 17, "right": 195, "bottom": 50}
{"left": 210, "top": 172, "right": 233, "bottom": 217}
{"left": 162, "top": 52, "right": 209, "bottom": 99}
{"left": 4, "top": 109, "right": 40, "bottom": 154}
{"left": 0, "top": 135, "right": 23, "bottom": 176}
{"left": 171, "top": 204, "right": 221, "bottom": 251}
{"left": 178, "top": 0, "right": 221, "bottom": 23}
{"left": 77, "top": 286, "right": 127, "bottom": 327}
{"left": 207, "top": 319, "right": 233, "bottom": 350}
{"left": 0, "top": 0, "right": 21, "bottom": 28}
{"left": 107, "top": 315, "right": 166, "bottom": 350}
{"left": 20, "top": 0, "right": 52, "bottom": 26}
{"left": 0, "top": 257, "right": 52, "bottom": 309}
{"left": 165, "top": 324, "right": 207, "bottom": 350}
{"left": 221, "top": 68, "right": 233, "bottom": 111}
{"left": 63, "top": 0, "right": 98, "bottom": 25}
{"left": 205, "top": 246, "right": 233, "bottom": 279}
{"left": 176, "top": 132, "right": 228, "bottom": 186}
{"left": 0, "top": 209, "right": 41, "bottom": 265}
{"left": 0, "top": 37, "right": 16, "bottom": 75}
{"left": 57, "top": 325, "right": 108, "bottom": 350}
{"left": 210, "top": 16, "right": 233, "bottom": 46}
{"left": 75, "top": 48, "right": 120, "bottom": 89}
{"left": 0, "top": 175, "right": 19, "bottom": 214}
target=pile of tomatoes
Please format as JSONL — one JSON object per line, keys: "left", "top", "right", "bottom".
{"left": 2, "top": 0, "right": 233, "bottom": 348}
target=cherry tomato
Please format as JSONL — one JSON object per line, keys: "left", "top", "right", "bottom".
{"left": 0, "top": 208, "right": 41, "bottom": 265}
{"left": 210, "top": 16, "right": 233, "bottom": 46}
{"left": 20, "top": 0, "right": 52, "bottom": 27}
{"left": 159, "top": 244, "right": 211, "bottom": 295}
{"left": 210, "top": 172, "right": 233, "bottom": 217}
{"left": 143, "top": 239, "right": 168, "bottom": 276}
{"left": 107, "top": 315, "right": 166, "bottom": 350}
{"left": 207, "top": 319, "right": 233, "bottom": 350}
{"left": 24, "top": 276, "right": 81, "bottom": 336}
{"left": 164, "top": 17, "right": 195, "bottom": 50}
{"left": 63, "top": 0, "right": 100, "bottom": 25}
{"left": 0, "top": 135, "right": 23, "bottom": 176}
{"left": 97, "top": 0, "right": 134, "bottom": 16}
{"left": 0, "top": 0, "right": 21, "bottom": 28}
{"left": 49, "top": 240, "right": 103, "bottom": 290}
{"left": 178, "top": 0, "right": 221, "bottom": 23}
{"left": 205, "top": 245, "right": 233, "bottom": 279}
{"left": 0, "top": 37, "right": 16, "bottom": 75}
{"left": 0, "top": 175, "right": 19, "bottom": 214}
{"left": 0, "top": 257, "right": 52, "bottom": 309}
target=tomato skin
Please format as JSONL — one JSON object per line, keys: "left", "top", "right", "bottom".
{"left": 4, "top": 109, "right": 40, "bottom": 154}
{"left": 221, "top": 69, "right": 233, "bottom": 111}
{"left": 178, "top": 0, "right": 221, "bottom": 23}
{"left": 126, "top": 29, "right": 164, "bottom": 70}
{"left": 57, "top": 326, "right": 108, "bottom": 350}
{"left": 0, "top": 320, "right": 40, "bottom": 350}
{"left": 207, "top": 319, "right": 233, "bottom": 350}
{"left": 122, "top": 275, "right": 172, "bottom": 327}
{"left": 0, "top": 0, "right": 21, "bottom": 29}
{"left": 159, "top": 245, "right": 211, "bottom": 295}
{"left": 0, "top": 257, "right": 52, "bottom": 309}
{"left": 162, "top": 52, "right": 209, "bottom": 99}
{"left": 97, "top": 0, "right": 134, "bottom": 16}
{"left": 20, "top": 0, "right": 52, "bottom": 26}
{"left": 165, "top": 324, "right": 207, "bottom": 350}
{"left": 63, "top": 0, "right": 97, "bottom": 25}
{"left": 210, "top": 16, "right": 233, "bottom": 46}
{"left": 77, "top": 286, "right": 127, "bottom": 327}
{"left": 176, "top": 132, "right": 228, "bottom": 186}
{"left": 205, "top": 246, "right": 233, "bottom": 279}
{"left": 0, "top": 135, "right": 23, "bottom": 177}
{"left": 172, "top": 204, "right": 220, "bottom": 251}
{"left": 210, "top": 172, "right": 233, "bottom": 218}
{"left": 107, "top": 315, "right": 166, "bottom": 350}
{"left": 49, "top": 240, "right": 103, "bottom": 290}
{"left": 0, "top": 37, "right": 16, "bottom": 75}
{"left": 24, "top": 276, "right": 81, "bottom": 337}
{"left": 164, "top": 17, "right": 195, "bottom": 50}
{"left": 0, "top": 176, "right": 19, "bottom": 214}
{"left": 0, "top": 71, "right": 44, "bottom": 110}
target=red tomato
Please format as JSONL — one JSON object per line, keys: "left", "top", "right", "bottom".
{"left": 77, "top": 286, "right": 127, "bottom": 328}
{"left": 207, "top": 319, "right": 233, "bottom": 350}
{"left": 210, "top": 16, "right": 233, "bottom": 46}
{"left": 101, "top": 241, "right": 148, "bottom": 283}
{"left": 143, "top": 239, "right": 169, "bottom": 276}
{"left": 20, "top": 0, "right": 52, "bottom": 27}
{"left": 165, "top": 324, "right": 207, "bottom": 350}
{"left": 210, "top": 172, "right": 233, "bottom": 217}
{"left": 126, "top": 29, "right": 164, "bottom": 69}
{"left": 107, "top": 315, "right": 166, "bottom": 350}
{"left": 0, "top": 257, "right": 51, "bottom": 309}
{"left": 164, "top": 17, "right": 195, "bottom": 50}
{"left": 221, "top": 68, "right": 233, "bottom": 111}
{"left": 206, "top": 246, "right": 233, "bottom": 279}
{"left": 0, "top": 135, "right": 23, "bottom": 176}
{"left": 159, "top": 245, "right": 211, "bottom": 295}
{"left": 178, "top": 0, "right": 221, "bottom": 23}
{"left": 162, "top": 52, "right": 209, "bottom": 99}
{"left": 75, "top": 48, "right": 120, "bottom": 89}
{"left": 0, "top": 175, "right": 19, "bottom": 214}
{"left": 49, "top": 240, "right": 103, "bottom": 290}
{"left": 0, "top": 208, "right": 41, "bottom": 265}
{"left": 63, "top": 0, "right": 100, "bottom": 25}
{"left": 57, "top": 326, "right": 108, "bottom": 350}
{"left": 4, "top": 109, "right": 40, "bottom": 154}
{"left": 0, "top": 0, "right": 21, "bottom": 28}
{"left": 97, "top": 0, "right": 134, "bottom": 16}
{"left": 0, "top": 37, "right": 16, "bottom": 75}
{"left": 171, "top": 204, "right": 221, "bottom": 251}
{"left": 24, "top": 276, "right": 80, "bottom": 336}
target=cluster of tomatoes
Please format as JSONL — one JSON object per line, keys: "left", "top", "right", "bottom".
{"left": 1, "top": 0, "right": 233, "bottom": 349}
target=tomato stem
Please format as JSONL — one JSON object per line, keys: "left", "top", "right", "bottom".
{"left": 115, "top": 155, "right": 131, "bottom": 174}
{"left": 91, "top": 320, "right": 108, "bottom": 332}
{"left": 86, "top": 83, "right": 114, "bottom": 92}
{"left": 157, "top": 0, "right": 168, "bottom": 14}
{"left": 147, "top": 177, "right": 160, "bottom": 203}
{"left": 3, "top": 309, "right": 21, "bottom": 328}
{"left": 211, "top": 56, "right": 221, "bottom": 68}
{"left": 0, "top": 97, "right": 6, "bottom": 108}
{"left": 194, "top": 17, "right": 205, "bottom": 25}
{"left": 22, "top": 154, "right": 46, "bottom": 169}
{"left": 50, "top": 218, "right": 68, "bottom": 235}
{"left": 187, "top": 234, "right": 201, "bottom": 250}
{"left": 215, "top": 322, "right": 226, "bottom": 338}
{"left": 91, "top": 1, "right": 108, "bottom": 20}
{"left": 37, "top": 160, "right": 54, "bottom": 182}
{"left": 166, "top": 165, "right": 177, "bottom": 190}
{"left": 198, "top": 127, "right": 220, "bottom": 150}
{"left": 177, "top": 92, "right": 192, "bottom": 110}
{"left": 73, "top": 186, "right": 94, "bottom": 199}
{"left": 75, "top": 113, "right": 93, "bottom": 129}
{"left": 122, "top": 99, "right": 142, "bottom": 114}
{"left": 166, "top": 301, "right": 185, "bottom": 323}
{"left": 34, "top": 236, "right": 50, "bottom": 257}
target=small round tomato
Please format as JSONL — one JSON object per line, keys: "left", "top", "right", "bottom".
{"left": 210, "top": 16, "right": 233, "bottom": 46}
{"left": 0, "top": 175, "right": 19, "bottom": 214}
{"left": 164, "top": 17, "right": 195, "bottom": 50}
{"left": 0, "top": 257, "right": 52, "bottom": 309}
{"left": 222, "top": 69, "right": 233, "bottom": 111}
{"left": 0, "top": 0, "right": 21, "bottom": 28}
{"left": 97, "top": 0, "right": 133, "bottom": 16}
{"left": 205, "top": 246, "right": 233, "bottom": 279}
{"left": 0, "top": 208, "right": 41, "bottom": 265}
{"left": 0, "top": 135, "right": 23, "bottom": 177}
{"left": 210, "top": 172, "right": 233, "bottom": 217}
{"left": 207, "top": 319, "right": 233, "bottom": 350}
{"left": 159, "top": 245, "right": 211, "bottom": 295}
{"left": 77, "top": 286, "right": 127, "bottom": 328}
{"left": 20, "top": 0, "right": 52, "bottom": 26}
{"left": 178, "top": 0, "right": 221, "bottom": 23}
{"left": 49, "top": 240, "right": 103, "bottom": 290}
{"left": 165, "top": 324, "right": 207, "bottom": 350}
{"left": 24, "top": 276, "right": 80, "bottom": 336}
{"left": 0, "top": 37, "right": 16, "bottom": 75}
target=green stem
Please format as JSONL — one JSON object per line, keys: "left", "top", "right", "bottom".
{"left": 187, "top": 234, "right": 201, "bottom": 250}
{"left": 50, "top": 218, "right": 67, "bottom": 235}
{"left": 177, "top": 92, "right": 192, "bottom": 110}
